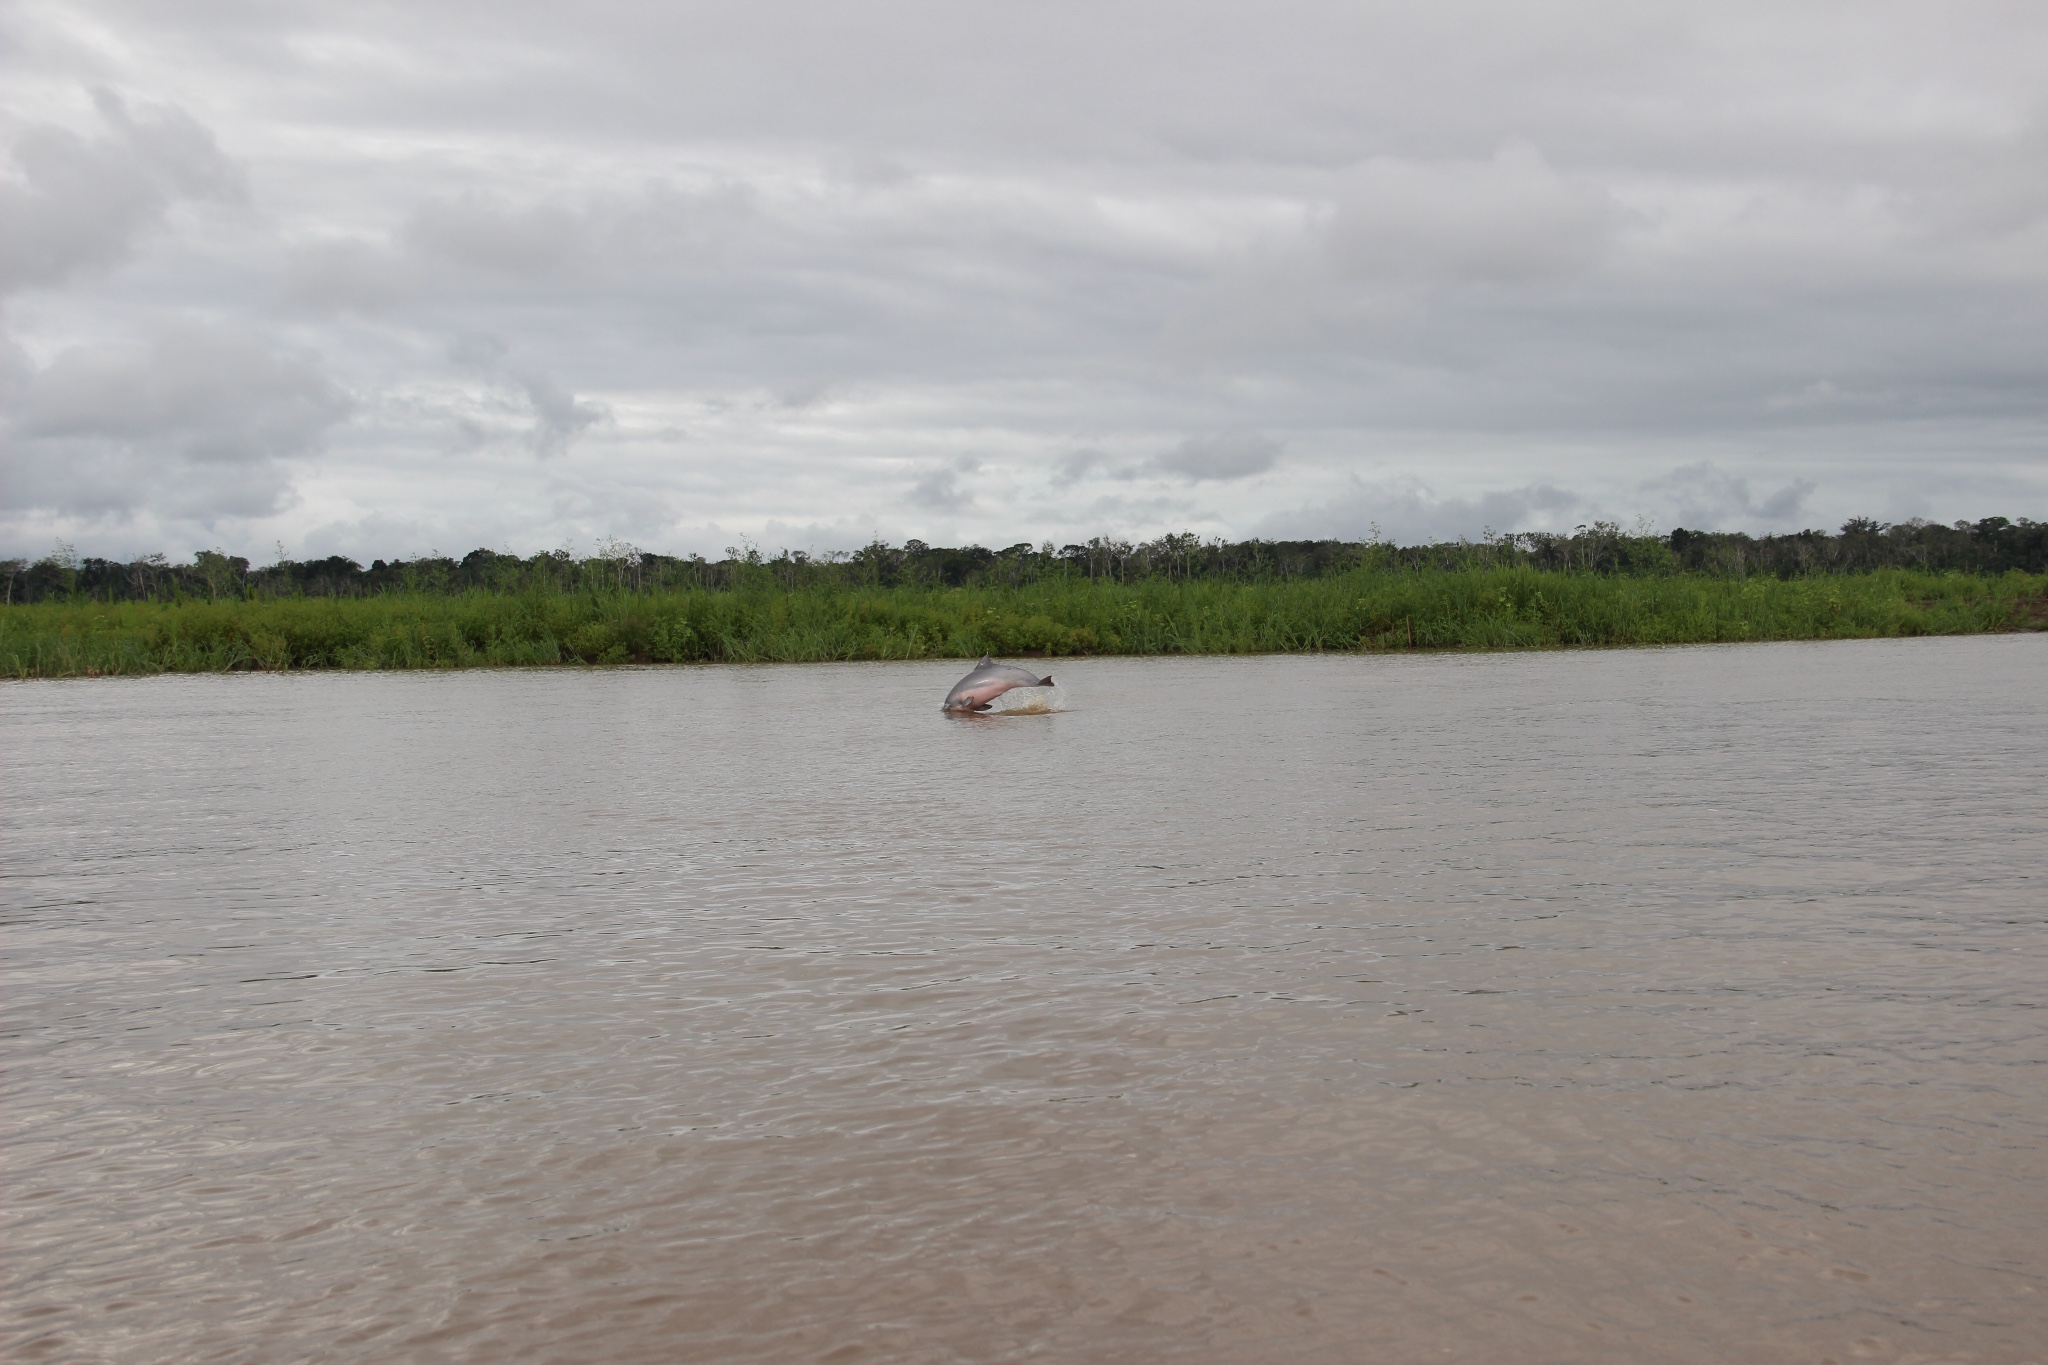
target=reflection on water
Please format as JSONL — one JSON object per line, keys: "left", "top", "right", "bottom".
{"left": 3, "top": 637, "right": 2044, "bottom": 1364}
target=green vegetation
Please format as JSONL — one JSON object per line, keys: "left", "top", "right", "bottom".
{"left": 5, "top": 566, "right": 2042, "bottom": 678}
{"left": 8, "top": 516, "right": 2045, "bottom": 608}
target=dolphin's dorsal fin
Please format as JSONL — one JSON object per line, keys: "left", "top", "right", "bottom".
{"left": 978, "top": 655, "right": 993, "bottom": 666}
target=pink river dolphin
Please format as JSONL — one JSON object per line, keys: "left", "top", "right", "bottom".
{"left": 941, "top": 656, "right": 1055, "bottom": 712}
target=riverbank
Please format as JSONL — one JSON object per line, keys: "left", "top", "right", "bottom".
{"left": 4, "top": 567, "right": 2043, "bottom": 678}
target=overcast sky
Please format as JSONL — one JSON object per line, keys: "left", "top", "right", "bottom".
{"left": 2, "top": 0, "right": 2044, "bottom": 561}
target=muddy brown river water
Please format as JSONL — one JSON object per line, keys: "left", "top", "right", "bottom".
{"left": 4, "top": 637, "right": 2045, "bottom": 1364}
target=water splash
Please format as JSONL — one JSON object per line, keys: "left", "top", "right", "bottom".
{"left": 992, "top": 688, "right": 1064, "bottom": 715}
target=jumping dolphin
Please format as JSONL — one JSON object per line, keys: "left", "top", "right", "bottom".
{"left": 942, "top": 656, "right": 1055, "bottom": 712}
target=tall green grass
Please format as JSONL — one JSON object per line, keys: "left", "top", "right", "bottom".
{"left": 3, "top": 568, "right": 2041, "bottom": 678}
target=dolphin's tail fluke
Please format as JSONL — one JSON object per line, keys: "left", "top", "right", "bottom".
{"left": 1039, "top": 676, "right": 1054, "bottom": 686}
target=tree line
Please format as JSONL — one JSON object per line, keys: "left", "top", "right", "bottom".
{"left": 5, "top": 517, "right": 2043, "bottom": 606}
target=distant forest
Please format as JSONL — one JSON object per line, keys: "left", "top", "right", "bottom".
{"left": 6, "top": 516, "right": 2045, "bottom": 606}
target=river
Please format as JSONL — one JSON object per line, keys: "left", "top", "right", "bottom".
{"left": 4, "top": 636, "right": 2044, "bottom": 1363}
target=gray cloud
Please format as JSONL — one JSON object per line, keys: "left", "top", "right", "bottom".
{"left": 1147, "top": 434, "right": 1282, "bottom": 483}
{"left": 2, "top": 322, "right": 351, "bottom": 521}
{"left": 0, "top": 88, "right": 244, "bottom": 295}
{"left": 1051, "top": 447, "right": 1113, "bottom": 488}
{"left": 1, "top": 1, "right": 2042, "bottom": 559}
{"left": 280, "top": 181, "right": 760, "bottom": 319}
{"left": 1260, "top": 477, "right": 1587, "bottom": 544}
{"left": 447, "top": 333, "right": 509, "bottom": 367}
{"left": 404, "top": 194, "right": 584, "bottom": 276}
{"left": 1260, "top": 462, "right": 1827, "bottom": 543}
{"left": 1048, "top": 435, "right": 1281, "bottom": 488}
{"left": 1645, "top": 462, "right": 1818, "bottom": 531}
{"left": 1326, "top": 142, "right": 1616, "bottom": 284}
{"left": 519, "top": 372, "right": 609, "bottom": 458}
{"left": 444, "top": 335, "right": 610, "bottom": 457}
{"left": 908, "top": 455, "right": 981, "bottom": 510}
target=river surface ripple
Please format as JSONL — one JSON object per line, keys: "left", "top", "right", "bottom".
{"left": 4, "top": 637, "right": 2045, "bottom": 1364}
